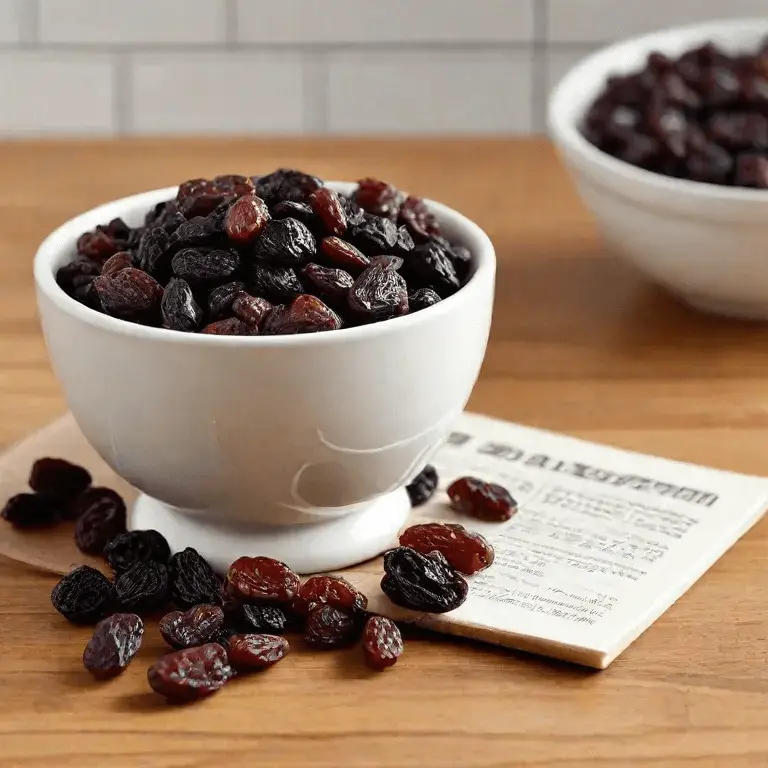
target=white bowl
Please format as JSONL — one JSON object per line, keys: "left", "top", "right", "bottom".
{"left": 548, "top": 18, "right": 768, "bottom": 320}
{"left": 34, "top": 183, "right": 496, "bottom": 573}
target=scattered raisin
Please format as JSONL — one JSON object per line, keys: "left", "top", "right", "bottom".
{"left": 169, "top": 547, "right": 222, "bottom": 608}
{"left": 51, "top": 565, "right": 115, "bottom": 624}
{"left": 300, "top": 262, "right": 354, "bottom": 305}
{"left": 159, "top": 604, "right": 225, "bottom": 649}
{"left": 93, "top": 268, "right": 163, "bottom": 320}
{"left": 354, "top": 178, "right": 404, "bottom": 220}
{"left": 226, "top": 556, "right": 300, "bottom": 603}
{"left": 1, "top": 493, "right": 58, "bottom": 528}
{"left": 231, "top": 292, "right": 273, "bottom": 330}
{"left": 114, "top": 561, "right": 169, "bottom": 614}
{"left": 446, "top": 477, "right": 518, "bottom": 522}
{"left": 161, "top": 277, "right": 203, "bottom": 332}
{"left": 104, "top": 530, "right": 171, "bottom": 574}
{"left": 224, "top": 194, "right": 270, "bottom": 244}
{"left": 363, "top": 616, "right": 403, "bottom": 669}
{"left": 319, "top": 236, "right": 370, "bottom": 275}
{"left": 408, "top": 287, "right": 442, "bottom": 312}
{"left": 201, "top": 317, "right": 251, "bottom": 335}
{"left": 83, "top": 613, "right": 144, "bottom": 679}
{"left": 73, "top": 487, "right": 127, "bottom": 555}
{"left": 148, "top": 643, "right": 233, "bottom": 701}
{"left": 292, "top": 575, "right": 368, "bottom": 616}
{"left": 227, "top": 634, "right": 290, "bottom": 670}
{"left": 308, "top": 187, "right": 347, "bottom": 237}
{"left": 304, "top": 605, "right": 357, "bottom": 648}
{"left": 262, "top": 294, "right": 342, "bottom": 335}
{"left": 399, "top": 522, "right": 494, "bottom": 575}
{"left": 348, "top": 257, "right": 408, "bottom": 322}
{"left": 405, "top": 465, "right": 438, "bottom": 507}
{"left": 238, "top": 604, "right": 290, "bottom": 634}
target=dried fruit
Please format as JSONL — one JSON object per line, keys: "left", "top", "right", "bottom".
{"left": 93, "top": 268, "right": 164, "bottom": 320}
{"left": 381, "top": 546, "right": 468, "bottom": 613}
{"left": 51, "top": 565, "right": 115, "bottom": 624}
{"left": 169, "top": 547, "right": 222, "bottom": 608}
{"left": 249, "top": 263, "right": 303, "bottom": 303}
{"left": 398, "top": 196, "right": 440, "bottom": 240}
{"left": 254, "top": 168, "right": 322, "bottom": 205}
{"left": 83, "top": 613, "right": 144, "bottom": 679}
{"left": 1, "top": 493, "right": 58, "bottom": 528}
{"left": 227, "top": 634, "right": 290, "bottom": 669}
{"left": 159, "top": 604, "right": 225, "bottom": 649}
{"left": 308, "top": 187, "right": 347, "bottom": 237}
{"left": 171, "top": 248, "right": 240, "bottom": 284}
{"left": 348, "top": 257, "right": 408, "bottom": 322}
{"left": 104, "top": 530, "right": 171, "bottom": 574}
{"left": 231, "top": 292, "right": 273, "bottom": 329}
{"left": 77, "top": 230, "right": 120, "bottom": 264}
{"left": 73, "top": 487, "right": 127, "bottom": 555}
{"left": 114, "top": 561, "right": 169, "bottom": 614}
{"left": 405, "top": 465, "right": 438, "bottom": 507}
{"left": 262, "top": 294, "right": 342, "bottom": 335}
{"left": 348, "top": 213, "right": 399, "bottom": 254}
{"left": 271, "top": 200, "right": 316, "bottom": 228}
{"left": 137, "top": 227, "right": 171, "bottom": 276}
{"left": 292, "top": 575, "right": 368, "bottom": 616}
{"left": 208, "top": 280, "right": 245, "bottom": 319}
{"left": 363, "top": 616, "right": 403, "bottom": 669}
{"left": 300, "top": 262, "right": 354, "bottom": 305}
{"left": 446, "top": 476, "right": 518, "bottom": 522}
{"left": 161, "top": 277, "right": 203, "bottom": 332}
{"left": 177, "top": 176, "right": 253, "bottom": 217}
{"left": 402, "top": 241, "right": 460, "bottom": 298}
{"left": 253, "top": 218, "right": 316, "bottom": 265}
{"left": 399, "top": 522, "right": 494, "bottom": 575}
{"left": 354, "top": 178, "right": 404, "bottom": 220}
{"left": 224, "top": 194, "right": 270, "bottom": 244}
{"left": 171, "top": 215, "right": 221, "bottom": 250}
{"left": 201, "top": 317, "right": 251, "bottom": 335}
{"left": 100, "top": 251, "right": 134, "bottom": 278}
{"left": 226, "top": 556, "right": 300, "bottom": 603}
{"left": 304, "top": 605, "right": 357, "bottom": 648}
{"left": 408, "top": 287, "right": 442, "bottom": 312}
{"left": 319, "top": 236, "right": 370, "bottom": 275}
{"left": 148, "top": 643, "right": 233, "bottom": 701}
{"left": 238, "top": 604, "right": 290, "bottom": 634}
{"left": 56, "top": 258, "right": 101, "bottom": 296}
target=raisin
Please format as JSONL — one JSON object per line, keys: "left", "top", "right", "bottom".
{"left": 159, "top": 604, "right": 225, "bottom": 649}
{"left": 207, "top": 281, "right": 245, "bottom": 319}
{"left": 28, "top": 457, "right": 91, "bottom": 503}
{"left": 104, "top": 530, "right": 171, "bottom": 574}
{"left": 145, "top": 200, "right": 176, "bottom": 228}
{"left": 446, "top": 477, "right": 518, "bottom": 522}
{"left": 401, "top": 242, "right": 460, "bottom": 298}
{"left": 77, "top": 230, "right": 120, "bottom": 264}
{"left": 212, "top": 625, "right": 239, "bottom": 650}
{"left": 177, "top": 178, "right": 240, "bottom": 217}
{"left": 408, "top": 287, "right": 442, "bottom": 312}
{"left": 73, "top": 488, "right": 127, "bottom": 555}
{"left": 114, "top": 561, "right": 169, "bottom": 614}
{"left": 433, "top": 236, "right": 472, "bottom": 280}
{"left": 253, "top": 218, "right": 316, "bottom": 265}
{"left": 292, "top": 575, "right": 368, "bottom": 616}
{"left": 227, "top": 634, "right": 290, "bottom": 669}
{"left": 137, "top": 227, "right": 172, "bottom": 277}
{"left": 686, "top": 142, "right": 734, "bottom": 184}
{"left": 304, "top": 605, "right": 357, "bottom": 648}
{"left": 405, "top": 465, "right": 438, "bottom": 507}
{"left": 249, "top": 263, "right": 304, "bottom": 303}
{"left": 254, "top": 168, "right": 323, "bottom": 205}
{"left": 170, "top": 215, "right": 222, "bottom": 251}
{"left": 1, "top": 493, "right": 58, "bottom": 528}
{"left": 83, "top": 613, "right": 144, "bottom": 679}
{"left": 348, "top": 213, "right": 399, "bottom": 255}
{"left": 319, "top": 236, "right": 370, "bottom": 275}
{"left": 308, "top": 187, "right": 347, "bottom": 237}
{"left": 148, "top": 643, "right": 232, "bottom": 701}
{"left": 224, "top": 194, "right": 270, "bottom": 244}
{"left": 363, "top": 616, "right": 403, "bottom": 669}
{"left": 735, "top": 152, "right": 768, "bottom": 187}
{"left": 238, "top": 604, "right": 290, "bottom": 634}
{"left": 100, "top": 251, "right": 134, "bottom": 278}
{"left": 161, "top": 277, "right": 203, "bottom": 332}
{"left": 226, "top": 556, "right": 300, "bottom": 603}
{"left": 354, "top": 178, "right": 404, "bottom": 220}
{"left": 51, "top": 565, "right": 115, "bottom": 624}
{"left": 300, "top": 263, "right": 354, "bottom": 305}
{"left": 398, "top": 196, "right": 440, "bottom": 241}
{"left": 93, "top": 268, "right": 164, "bottom": 321}
{"left": 231, "top": 292, "right": 273, "bottom": 330}
{"left": 214, "top": 174, "right": 256, "bottom": 198}
{"left": 262, "top": 294, "right": 342, "bottom": 335}
{"left": 393, "top": 225, "right": 415, "bottom": 256}
{"left": 348, "top": 257, "right": 408, "bottom": 323}
{"left": 399, "top": 522, "right": 494, "bottom": 575}
{"left": 73, "top": 277, "right": 102, "bottom": 311}
{"left": 171, "top": 247, "right": 240, "bottom": 284}
{"left": 381, "top": 546, "right": 468, "bottom": 613}
{"left": 271, "top": 200, "right": 316, "bottom": 229}
{"left": 200, "top": 317, "right": 252, "bottom": 335}
{"left": 169, "top": 547, "right": 222, "bottom": 608}
{"left": 338, "top": 194, "right": 366, "bottom": 227}
{"left": 56, "top": 258, "right": 101, "bottom": 296}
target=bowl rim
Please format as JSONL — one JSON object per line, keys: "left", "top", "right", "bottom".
{"left": 547, "top": 16, "right": 768, "bottom": 203}
{"left": 34, "top": 181, "right": 496, "bottom": 347}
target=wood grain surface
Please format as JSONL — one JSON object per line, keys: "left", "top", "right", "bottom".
{"left": 2, "top": 138, "right": 768, "bottom": 767}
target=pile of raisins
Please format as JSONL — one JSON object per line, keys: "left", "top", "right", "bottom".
{"left": 583, "top": 39, "right": 768, "bottom": 187}
{"left": 57, "top": 171, "right": 472, "bottom": 335}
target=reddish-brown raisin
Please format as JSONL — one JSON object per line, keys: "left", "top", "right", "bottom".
{"left": 227, "top": 633, "right": 290, "bottom": 669}
{"left": 304, "top": 605, "right": 357, "bottom": 648}
{"left": 224, "top": 194, "right": 270, "bottom": 244}
{"left": 262, "top": 294, "right": 342, "bottom": 335}
{"left": 148, "top": 643, "right": 233, "bottom": 701}
{"left": 100, "top": 251, "right": 134, "bottom": 278}
{"left": 363, "top": 616, "right": 403, "bottom": 669}
{"left": 160, "top": 604, "right": 225, "bottom": 649}
{"left": 226, "top": 556, "right": 300, "bottom": 603}
{"left": 399, "top": 522, "right": 494, "bottom": 575}
{"left": 293, "top": 575, "right": 368, "bottom": 616}
{"left": 200, "top": 317, "right": 251, "bottom": 335}
{"left": 231, "top": 292, "right": 273, "bottom": 330}
{"left": 354, "top": 178, "right": 404, "bottom": 220}
{"left": 308, "top": 187, "right": 347, "bottom": 237}
{"left": 93, "top": 268, "right": 163, "bottom": 320}
{"left": 77, "top": 230, "right": 120, "bottom": 264}
{"left": 398, "top": 196, "right": 440, "bottom": 240}
{"left": 83, "top": 613, "right": 144, "bottom": 679}
{"left": 446, "top": 477, "right": 518, "bottom": 522}
{"left": 319, "top": 236, "right": 370, "bottom": 275}
{"left": 300, "top": 262, "right": 354, "bottom": 305}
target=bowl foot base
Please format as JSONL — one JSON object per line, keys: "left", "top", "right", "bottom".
{"left": 129, "top": 490, "right": 411, "bottom": 574}
{"left": 680, "top": 292, "right": 768, "bottom": 321}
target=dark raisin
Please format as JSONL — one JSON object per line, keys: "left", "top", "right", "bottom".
{"left": 148, "top": 643, "right": 232, "bottom": 701}
{"left": 348, "top": 257, "right": 408, "bottom": 323}
{"left": 170, "top": 215, "right": 222, "bottom": 251}
{"left": 114, "top": 561, "right": 169, "bottom": 614}
{"left": 381, "top": 546, "right": 468, "bottom": 613}
{"left": 159, "top": 604, "right": 225, "bottom": 649}
{"left": 207, "top": 281, "right": 245, "bottom": 319}
{"left": 238, "top": 604, "right": 290, "bottom": 634}
{"left": 304, "top": 605, "right": 357, "bottom": 648}
{"left": 161, "top": 277, "right": 203, "bottom": 332}
{"left": 271, "top": 200, "right": 316, "bottom": 229}
{"left": 56, "top": 258, "right": 102, "bottom": 296}
{"left": 408, "top": 287, "right": 442, "bottom": 312}
{"left": 735, "top": 152, "right": 768, "bottom": 187}
{"left": 319, "top": 236, "right": 370, "bottom": 275}
{"left": 51, "top": 565, "right": 115, "bottom": 624}
{"left": 363, "top": 616, "right": 403, "bottom": 669}
{"left": 401, "top": 242, "right": 460, "bottom": 298}
{"left": 28, "top": 457, "right": 91, "bottom": 503}
{"left": 212, "top": 625, "right": 239, "bottom": 650}
{"left": 393, "top": 225, "right": 415, "bottom": 256}
{"left": 446, "top": 476, "right": 518, "bottom": 522}
{"left": 308, "top": 187, "right": 347, "bottom": 237}
{"left": 433, "top": 237, "right": 472, "bottom": 280}
{"left": 226, "top": 556, "right": 300, "bottom": 603}
{"left": 1, "top": 493, "right": 58, "bottom": 528}
{"left": 300, "top": 262, "right": 354, "bottom": 305}
{"left": 292, "top": 575, "right": 368, "bottom": 616}
{"left": 262, "top": 294, "right": 342, "bottom": 335}
{"left": 83, "top": 613, "right": 144, "bottom": 679}
{"left": 137, "top": 227, "right": 172, "bottom": 277}
{"left": 101, "top": 251, "right": 134, "bottom": 278}
{"left": 200, "top": 317, "right": 252, "bottom": 335}
{"left": 400, "top": 522, "right": 494, "bottom": 575}
{"left": 348, "top": 213, "right": 399, "bottom": 255}
{"left": 224, "top": 194, "right": 270, "bottom": 245}
{"left": 231, "top": 292, "right": 273, "bottom": 330}
{"left": 253, "top": 218, "right": 316, "bottom": 265}
{"left": 73, "top": 488, "right": 127, "bottom": 555}
{"left": 398, "top": 196, "right": 440, "bottom": 240}
{"left": 354, "top": 178, "right": 404, "bottom": 220}
{"left": 171, "top": 247, "right": 240, "bottom": 284}
{"left": 227, "top": 634, "right": 290, "bottom": 669}
{"left": 254, "top": 168, "right": 323, "bottom": 205}
{"left": 405, "top": 465, "right": 438, "bottom": 506}
{"left": 104, "top": 530, "right": 171, "bottom": 574}
{"left": 685, "top": 142, "right": 734, "bottom": 184}
{"left": 77, "top": 229, "right": 119, "bottom": 264}
{"left": 93, "top": 268, "right": 163, "bottom": 321}
{"left": 338, "top": 194, "right": 366, "bottom": 227}
{"left": 169, "top": 547, "right": 222, "bottom": 608}
{"left": 249, "top": 263, "right": 303, "bottom": 303}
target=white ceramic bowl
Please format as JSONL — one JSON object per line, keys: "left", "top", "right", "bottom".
{"left": 548, "top": 18, "right": 768, "bottom": 320}
{"left": 34, "top": 183, "right": 496, "bottom": 573}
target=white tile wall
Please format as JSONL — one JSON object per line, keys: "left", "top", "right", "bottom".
{"left": 0, "top": 0, "right": 764, "bottom": 136}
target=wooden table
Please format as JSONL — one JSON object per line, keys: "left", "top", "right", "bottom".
{"left": 2, "top": 138, "right": 768, "bottom": 767}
